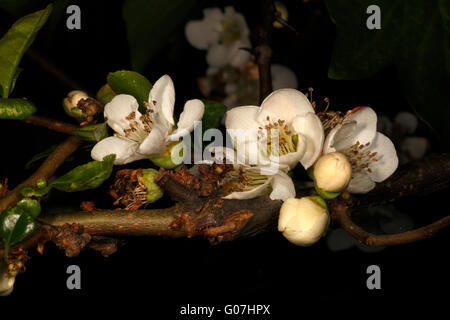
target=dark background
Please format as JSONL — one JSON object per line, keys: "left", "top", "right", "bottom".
{"left": 0, "top": 0, "right": 448, "bottom": 315}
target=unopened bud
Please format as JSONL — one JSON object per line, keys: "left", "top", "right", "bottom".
{"left": 313, "top": 152, "right": 351, "bottom": 198}
{"left": 63, "top": 90, "right": 103, "bottom": 125}
{"left": 0, "top": 264, "right": 15, "bottom": 297}
{"left": 278, "top": 197, "right": 330, "bottom": 246}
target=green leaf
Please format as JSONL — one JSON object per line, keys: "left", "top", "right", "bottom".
{"left": 9, "top": 68, "right": 22, "bottom": 96}
{"left": 0, "top": 201, "right": 39, "bottom": 257}
{"left": 325, "top": 0, "right": 450, "bottom": 146}
{"left": 73, "top": 122, "right": 109, "bottom": 142}
{"left": 50, "top": 154, "right": 116, "bottom": 192}
{"left": 15, "top": 198, "right": 41, "bottom": 219}
{"left": 123, "top": 0, "right": 197, "bottom": 72}
{"left": 0, "top": 98, "right": 36, "bottom": 119}
{"left": 0, "top": 4, "right": 53, "bottom": 98}
{"left": 96, "top": 84, "right": 116, "bottom": 105}
{"left": 107, "top": 70, "right": 152, "bottom": 112}
{"left": 201, "top": 100, "right": 227, "bottom": 133}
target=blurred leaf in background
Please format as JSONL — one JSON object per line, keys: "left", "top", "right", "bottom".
{"left": 326, "top": 0, "right": 450, "bottom": 148}
{"left": 0, "top": 3, "right": 52, "bottom": 97}
{"left": 123, "top": 0, "right": 198, "bottom": 72}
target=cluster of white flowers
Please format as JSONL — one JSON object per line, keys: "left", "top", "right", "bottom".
{"left": 89, "top": 74, "right": 399, "bottom": 246}
{"left": 185, "top": 6, "right": 298, "bottom": 108}
{"left": 88, "top": 5, "right": 400, "bottom": 248}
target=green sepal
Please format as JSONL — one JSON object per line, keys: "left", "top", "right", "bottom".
{"left": 73, "top": 122, "right": 109, "bottom": 142}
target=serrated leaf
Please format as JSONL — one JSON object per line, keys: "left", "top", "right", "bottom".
{"left": 50, "top": 154, "right": 116, "bottom": 192}
{"left": 73, "top": 122, "right": 109, "bottom": 142}
{"left": 0, "top": 4, "right": 53, "bottom": 98}
{"left": 325, "top": 0, "right": 450, "bottom": 147}
{"left": 123, "top": 0, "right": 197, "bottom": 72}
{"left": 0, "top": 98, "right": 36, "bottom": 119}
{"left": 201, "top": 99, "right": 227, "bottom": 133}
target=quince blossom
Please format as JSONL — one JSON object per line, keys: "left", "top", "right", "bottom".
{"left": 322, "top": 107, "right": 398, "bottom": 193}
{"left": 91, "top": 75, "right": 204, "bottom": 165}
{"left": 206, "top": 147, "right": 296, "bottom": 201}
{"left": 225, "top": 88, "right": 324, "bottom": 170}
{"left": 185, "top": 7, "right": 251, "bottom": 69}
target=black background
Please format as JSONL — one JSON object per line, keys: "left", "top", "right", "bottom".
{"left": 0, "top": 0, "right": 448, "bottom": 316}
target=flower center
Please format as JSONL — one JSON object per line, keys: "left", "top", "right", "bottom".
{"left": 121, "top": 108, "right": 155, "bottom": 143}
{"left": 258, "top": 117, "right": 298, "bottom": 158}
{"left": 340, "top": 141, "right": 378, "bottom": 174}
{"left": 219, "top": 20, "right": 242, "bottom": 45}
{"left": 220, "top": 169, "right": 269, "bottom": 195}
{"left": 110, "top": 169, "right": 148, "bottom": 210}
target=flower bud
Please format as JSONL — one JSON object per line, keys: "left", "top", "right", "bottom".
{"left": 0, "top": 263, "right": 15, "bottom": 297}
{"left": 110, "top": 168, "right": 163, "bottom": 210}
{"left": 63, "top": 90, "right": 103, "bottom": 125}
{"left": 313, "top": 152, "right": 351, "bottom": 198}
{"left": 278, "top": 196, "right": 330, "bottom": 246}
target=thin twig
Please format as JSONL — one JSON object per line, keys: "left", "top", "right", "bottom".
{"left": 22, "top": 114, "right": 78, "bottom": 135}
{"left": 26, "top": 48, "right": 84, "bottom": 92}
{"left": 0, "top": 136, "right": 82, "bottom": 213}
{"left": 332, "top": 201, "right": 450, "bottom": 246}
{"left": 256, "top": 0, "right": 275, "bottom": 103}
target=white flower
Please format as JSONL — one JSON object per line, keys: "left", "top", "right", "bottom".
{"left": 207, "top": 147, "right": 296, "bottom": 201}
{"left": 278, "top": 197, "right": 330, "bottom": 246}
{"left": 225, "top": 88, "right": 324, "bottom": 169}
{"left": 185, "top": 6, "right": 251, "bottom": 69}
{"left": 323, "top": 107, "right": 398, "bottom": 193}
{"left": 91, "top": 75, "right": 204, "bottom": 165}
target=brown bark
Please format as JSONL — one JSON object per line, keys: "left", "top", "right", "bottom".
{"left": 0, "top": 136, "right": 82, "bottom": 213}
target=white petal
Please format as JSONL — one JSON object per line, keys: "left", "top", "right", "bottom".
{"left": 91, "top": 136, "right": 146, "bottom": 165}
{"left": 104, "top": 94, "right": 141, "bottom": 135}
{"left": 223, "top": 179, "right": 270, "bottom": 200}
{"left": 347, "top": 172, "right": 376, "bottom": 194}
{"left": 224, "top": 6, "right": 249, "bottom": 37}
{"left": 137, "top": 124, "right": 167, "bottom": 156}
{"left": 228, "top": 38, "right": 251, "bottom": 67}
{"left": 185, "top": 8, "right": 222, "bottom": 49}
{"left": 323, "top": 121, "right": 356, "bottom": 153}
{"left": 269, "top": 172, "right": 296, "bottom": 200}
{"left": 271, "top": 64, "right": 298, "bottom": 90}
{"left": 149, "top": 75, "right": 175, "bottom": 127}
{"left": 176, "top": 99, "right": 205, "bottom": 132}
{"left": 292, "top": 112, "right": 324, "bottom": 169}
{"left": 257, "top": 89, "right": 314, "bottom": 126}
{"left": 333, "top": 107, "right": 377, "bottom": 151}
{"left": 225, "top": 106, "right": 261, "bottom": 147}
{"left": 275, "top": 134, "right": 307, "bottom": 168}
{"left": 366, "top": 133, "right": 399, "bottom": 182}
{"left": 206, "top": 43, "right": 234, "bottom": 68}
